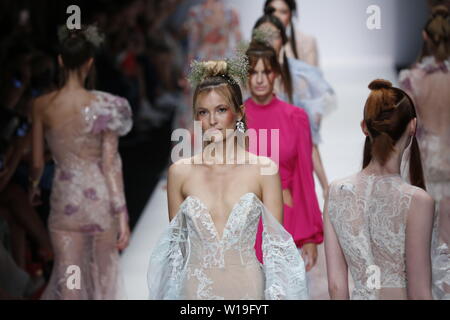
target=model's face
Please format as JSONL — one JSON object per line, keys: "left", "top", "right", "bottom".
{"left": 249, "top": 59, "right": 276, "bottom": 101}
{"left": 269, "top": 0, "right": 291, "bottom": 27}
{"left": 195, "top": 89, "right": 240, "bottom": 142}
{"left": 258, "top": 22, "right": 283, "bottom": 55}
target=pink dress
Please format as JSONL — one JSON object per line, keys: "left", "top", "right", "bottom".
{"left": 245, "top": 96, "right": 323, "bottom": 261}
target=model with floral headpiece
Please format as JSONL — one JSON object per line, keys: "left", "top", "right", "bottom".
{"left": 147, "top": 57, "right": 308, "bottom": 300}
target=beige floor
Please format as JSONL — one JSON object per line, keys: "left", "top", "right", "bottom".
{"left": 307, "top": 244, "right": 329, "bottom": 300}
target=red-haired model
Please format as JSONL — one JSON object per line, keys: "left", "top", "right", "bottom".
{"left": 324, "top": 80, "right": 434, "bottom": 300}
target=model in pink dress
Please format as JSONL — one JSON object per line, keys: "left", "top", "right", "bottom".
{"left": 244, "top": 43, "right": 323, "bottom": 270}
{"left": 246, "top": 96, "right": 322, "bottom": 259}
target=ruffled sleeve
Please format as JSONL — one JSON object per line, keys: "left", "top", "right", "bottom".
{"left": 84, "top": 91, "right": 133, "bottom": 137}
{"left": 287, "top": 58, "right": 337, "bottom": 145}
{"left": 290, "top": 108, "right": 323, "bottom": 247}
{"left": 261, "top": 201, "right": 309, "bottom": 300}
{"left": 147, "top": 210, "right": 189, "bottom": 300}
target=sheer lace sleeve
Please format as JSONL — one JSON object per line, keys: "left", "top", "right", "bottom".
{"left": 289, "top": 58, "right": 337, "bottom": 117}
{"left": 261, "top": 202, "right": 309, "bottom": 300}
{"left": 147, "top": 210, "right": 189, "bottom": 300}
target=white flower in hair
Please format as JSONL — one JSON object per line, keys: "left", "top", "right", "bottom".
{"left": 57, "top": 24, "right": 105, "bottom": 48}
{"left": 83, "top": 25, "right": 105, "bottom": 48}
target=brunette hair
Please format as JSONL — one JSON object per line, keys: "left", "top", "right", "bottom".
{"left": 253, "top": 7, "right": 294, "bottom": 103}
{"left": 419, "top": 5, "right": 450, "bottom": 62}
{"left": 58, "top": 28, "right": 98, "bottom": 89}
{"left": 264, "top": 0, "right": 299, "bottom": 59}
{"left": 246, "top": 40, "right": 283, "bottom": 81}
{"left": 362, "top": 79, "right": 426, "bottom": 189}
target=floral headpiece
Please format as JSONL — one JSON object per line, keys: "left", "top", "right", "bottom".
{"left": 58, "top": 24, "right": 105, "bottom": 48}
{"left": 251, "top": 27, "right": 280, "bottom": 46}
{"left": 187, "top": 50, "right": 249, "bottom": 88}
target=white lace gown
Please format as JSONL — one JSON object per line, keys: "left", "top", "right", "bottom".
{"left": 147, "top": 193, "right": 308, "bottom": 300}
{"left": 327, "top": 172, "right": 422, "bottom": 300}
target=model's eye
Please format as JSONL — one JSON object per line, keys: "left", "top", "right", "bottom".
{"left": 219, "top": 107, "right": 228, "bottom": 113}
{"left": 197, "top": 110, "right": 207, "bottom": 116}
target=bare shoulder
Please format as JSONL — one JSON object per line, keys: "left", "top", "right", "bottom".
{"left": 33, "top": 91, "right": 57, "bottom": 111}
{"left": 251, "top": 154, "right": 280, "bottom": 186}
{"left": 168, "top": 157, "right": 196, "bottom": 181}
{"left": 409, "top": 186, "right": 435, "bottom": 215}
{"left": 411, "top": 187, "right": 434, "bottom": 205}
{"left": 254, "top": 154, "right": 277, "bottom": 170}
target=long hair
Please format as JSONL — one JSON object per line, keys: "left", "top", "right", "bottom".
{"left": 419, "top": 5, "right": 450, "bottom": 63}
{"left": 246, "top": 40, "right": 283, "bottom": 86}
{"left": 264, "top": 0, "right": 299, "bottom": 59}
{"left": 362, "top": 79, "right": 426, "bottom": 189}
{"left": 253, "top": 7, "right": 294, "bottom": 103}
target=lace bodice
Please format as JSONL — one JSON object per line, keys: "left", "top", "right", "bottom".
{"left": 147, "top": 193, "right": 308, "bottom": 300}
{"left": 328, "top": 172, "right": 419, "bottom": 299}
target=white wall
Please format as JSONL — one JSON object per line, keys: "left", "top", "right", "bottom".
{"left": 229, "top": 0, "right": 427, "bottom": 71}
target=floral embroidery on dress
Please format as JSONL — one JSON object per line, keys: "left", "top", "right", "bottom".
{"left": 84, "top": 91, "right": 133, "bottom": 137}
{"left": 59, "top": 170, "right": 73, "bottom": 181}
{"left": 147, "top": 193, "right": 308, "bottom": 300}
{"left": 328, "top": 173, "right": 417, "bottom": 299}
{"left": 64, "top": 204, "right": 79, "bottom": 216}
{"left": 83, "top": 188, "right": 99, "bottom": 201}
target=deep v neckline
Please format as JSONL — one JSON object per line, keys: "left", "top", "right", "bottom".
{"left": 184, "top": 192, "right": 257, "bottom": 242}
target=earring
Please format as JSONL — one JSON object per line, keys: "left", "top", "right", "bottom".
{"left": 236, "top": 119, "right": 245, "bottom": 133}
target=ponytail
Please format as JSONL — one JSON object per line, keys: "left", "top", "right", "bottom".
{"left": 409, "top": 136, "right": 426, "bottom": 190}
{"left": 362, "top": 79, "right": 427, "bottom": 189}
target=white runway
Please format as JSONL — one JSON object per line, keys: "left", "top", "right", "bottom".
{"left": 120, "top": 61, "right": 398, "bottom": 299}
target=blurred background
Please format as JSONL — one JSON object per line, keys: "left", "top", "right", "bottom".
{"left": 0, "top": 0, "right": 443, "bottom": 299}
